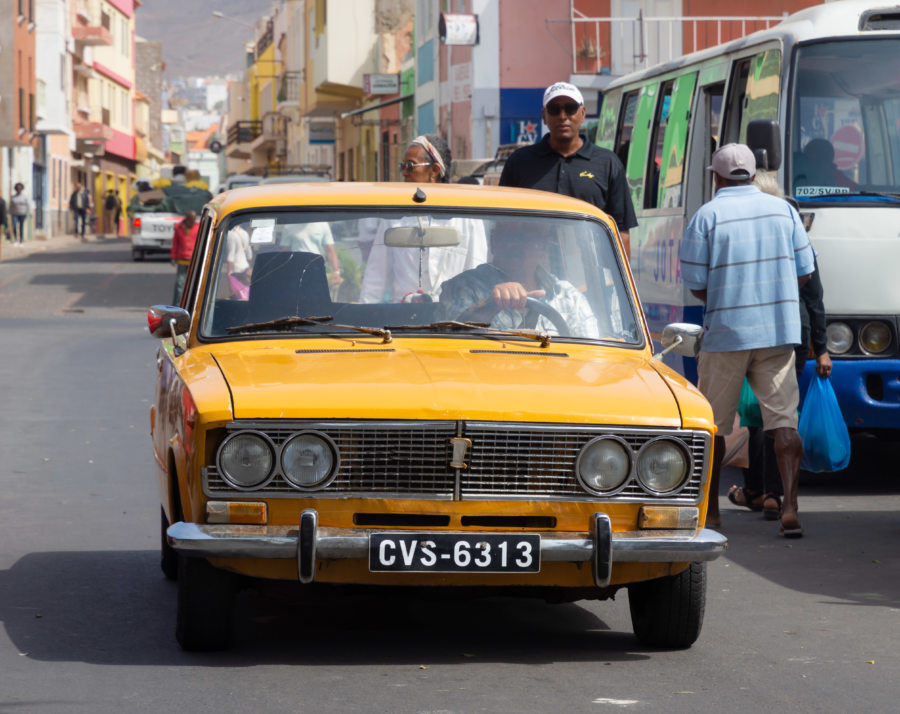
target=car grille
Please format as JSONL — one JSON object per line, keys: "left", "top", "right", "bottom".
{"left": 204, "top": 420, "right": 709, "bottom": 503}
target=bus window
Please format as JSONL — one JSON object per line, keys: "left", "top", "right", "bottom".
{"left": 722, "top": 49, "right": 781, "bottom": 146}
{"left": 623, "top": 85, "right": 658, "bottom": 211}
{"left": 645, "top": 81, "right": 674, "bottom": 209}
{"left": 597, "top": 91, "right": 621, "bottom": 150}
{"left": 614, "top": 91, "right": 639, "bottom": 167}
{"left": 656, "top": 73, "right": 697, "bottom": 209}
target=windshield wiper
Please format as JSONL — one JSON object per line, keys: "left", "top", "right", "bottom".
{"left": 227, "top": 315, "right": 392, "bottom": 343}
{"left": 385, "top": 320, "right": 552, "bottom": 348}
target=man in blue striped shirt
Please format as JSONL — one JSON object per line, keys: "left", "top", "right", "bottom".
{"left": 680, "top": 143, "right": 815, "bottom": 537}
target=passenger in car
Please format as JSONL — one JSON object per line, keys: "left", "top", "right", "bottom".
{"left": 360, "top": 135, "right": 487, "bottom": 303}
{"left": 438, "top": 221, "right": 599, "bottom": 338}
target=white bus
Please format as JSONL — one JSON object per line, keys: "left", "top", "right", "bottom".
{"left": 596, "top": 0, "right": 900, "bottom": 438}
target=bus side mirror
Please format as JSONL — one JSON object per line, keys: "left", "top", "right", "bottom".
{"left": 747, "top": 119, "right": 782, "bottom": 171}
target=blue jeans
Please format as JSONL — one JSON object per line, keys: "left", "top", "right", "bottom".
{"left": 73, "top": 209, "right": 88, "bottom": 236}
{"left": 173, "top": 263, "right": 189, "bottom": 304}
{"left": 11, "top": 215, "right": 26, "bottom": 242}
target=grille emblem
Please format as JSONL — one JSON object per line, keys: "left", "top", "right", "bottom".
{"left": 449, "top": 437, "right": 472, "bottom": 469}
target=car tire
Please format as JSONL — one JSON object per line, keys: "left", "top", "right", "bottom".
{"left": 160, "top": 507, "right": 178, "bottom": 581}
{"left": 176, "top": 555, "right": 237, "bottom": 651}
{"left": 132, "top": 248, "right": 144, "bottom": 261}
{"left": 628, "top": 562, "right": 706, "bottom": 649}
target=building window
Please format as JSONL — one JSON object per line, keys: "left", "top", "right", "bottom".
{"left": 19, "top": 87, "right": 25, "bottom": 130}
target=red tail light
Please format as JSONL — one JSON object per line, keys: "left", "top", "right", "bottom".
{"left": 133, "top": 216, "right": 142, "bottom": 229}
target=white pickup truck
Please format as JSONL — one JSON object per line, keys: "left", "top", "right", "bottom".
{"left": 131, "top": 213, "right": 183, "bottom": 261}
{"left": 129, "top": 183, "right": 213, "bottom": 261}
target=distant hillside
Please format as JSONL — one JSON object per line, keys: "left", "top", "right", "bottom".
{"left": 137, "top": 0, "right": 273, "bottom": 78}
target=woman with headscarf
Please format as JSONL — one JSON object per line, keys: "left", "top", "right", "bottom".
{"left": 360, "top": 135, "right": 487, "bottom": 303}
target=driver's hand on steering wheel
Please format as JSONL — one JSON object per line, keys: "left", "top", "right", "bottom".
{"left": 491, "top": 282, "right": 546, "bottom": 311}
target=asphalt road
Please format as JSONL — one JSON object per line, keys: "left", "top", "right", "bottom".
{"left": 1, "top": 236, "right": 899, "bottom": 713}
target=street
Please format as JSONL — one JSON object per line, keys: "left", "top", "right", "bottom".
{"left": 1, "top": 236, "right": 899, "bottom": 713}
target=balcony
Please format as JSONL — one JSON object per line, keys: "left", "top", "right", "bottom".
{"left": 248, "top": 112, "right": 289, "bottom": 160}
{"left": 72, "top": 25, "right": 113, "bottom": 47}
{"left": 277, "top": 71, "right": 303, "bottom": 109}
{"left": 226, "top": 120, "right": 262, "bottom": 159}
{"left": 73, "top": 121, "right": 113, "bottom": 154}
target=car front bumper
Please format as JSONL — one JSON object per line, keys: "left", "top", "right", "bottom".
{"left": 168, "top": 511, "right": 727, "bottom": 588}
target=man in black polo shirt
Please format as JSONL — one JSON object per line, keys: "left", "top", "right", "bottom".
{"left": 499, "top": 81, "right": 637, "bottom": 255}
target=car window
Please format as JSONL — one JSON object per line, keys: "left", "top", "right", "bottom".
{"left": 199, "top": 210, "right": 641, "bottom": 345}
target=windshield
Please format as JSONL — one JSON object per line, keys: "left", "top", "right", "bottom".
{"left": 199, "top": 210, "right": 641, "bottom": 345}
{"left": 789, "top": 39, "right": 900, "bottom": 201}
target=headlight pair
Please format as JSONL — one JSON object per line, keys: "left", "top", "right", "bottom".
{"left": 218, "top": 431, "right": 338, "bottom": 491}
{"left": 576, "top": 436, "right": 690, "bottom": 496}
{"left": 826, "top": 320, "right": 893, "bottom": 355}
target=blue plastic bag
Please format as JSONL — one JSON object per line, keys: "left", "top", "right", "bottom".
{"left": 797, "top": 376, "right": 851, "bottom": 472}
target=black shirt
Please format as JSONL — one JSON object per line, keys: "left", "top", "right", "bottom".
{"left": 499, "top": 134, "right": 638, "bottom": 231}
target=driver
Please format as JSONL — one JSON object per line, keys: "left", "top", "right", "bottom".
{"left": 438, "top": 222, "right": 600, "bottom": 338}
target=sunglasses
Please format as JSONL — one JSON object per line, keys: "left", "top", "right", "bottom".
{"left": 398, "top": 161, "right": 432, "bottom": 172}
{"left": 546, "top": 102, "right": 581, "bottom": 117}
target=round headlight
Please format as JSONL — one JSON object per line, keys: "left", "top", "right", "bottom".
{"left": 218, "top": 432, "right": 274, "bottom": 489}
{"left": 281, "top": 432, "right": 337, "bottom": 490}
{"left": 636, "top": 439, "right": 689, "bottom": 494}
{"left": 859, "top": 321, "right": 892, "bottom": 354}
{"left": 826, "top": 322, "right": 854, "bottom": 355}
{"left": 576, "top": 437, "right": 631, "bottom": 494}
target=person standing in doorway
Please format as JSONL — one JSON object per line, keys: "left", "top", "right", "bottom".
{"left": 9, "top": 183, "right": 30, "bottom": 244}
{"left": 69, "top": 182, "right": 93, "bottom": 239}
{"left": 103, "top": 190, "right": 118, "bottom": 236}
{"left": 171, "top": 211, "right": 199, "bottom": 304}
{"left": 679, "top": 143, "right": 815, "bottom": 538}
{"left": 499, "top": 81, "right": 637, "bottom": 255}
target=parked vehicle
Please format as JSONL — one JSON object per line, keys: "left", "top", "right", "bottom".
{"left": 596, "top": 0, "right": 900, "bottom": 435}
{"left": 129, "top": 182, "right": 213, "bottom": 261}
{"left": 148, "top": 182, "right": 725, "bottom": 651}
{"left": 218, "top": 174, "right": 262, "bottom": 193}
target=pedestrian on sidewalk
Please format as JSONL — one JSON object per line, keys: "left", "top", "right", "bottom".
{"left": 9, "top": 183, "right": 30, "bottom": 243}
{"left": 69, "top": 183, "right": 93, "bottom": 239}
{"left": 171, "top": 210, "right": 199, "bottom": 304}
{"left": 0, "top": 195, "right": 8, "bottom": 242}
{"left": 678, "top": 143, "right": 815, "bottom": 538}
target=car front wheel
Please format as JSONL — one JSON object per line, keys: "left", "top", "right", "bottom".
{"left": 176, "top": 555, "right": 238, "bottom": 651}
{"left": 628, "top": 562, "right": 706, "bottom": 649}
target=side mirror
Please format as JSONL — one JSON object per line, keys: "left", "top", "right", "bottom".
{"left": 657, "top": 322, "right": 703, "bottom": 358}
{"left": 384, "top": 224, "right": 461, "bottom": 248}
{"left": 147, "top": 305, "right": 191, "bottom": 339}
{"left": 747, "top": 119, "right": 782, "bottom": 171}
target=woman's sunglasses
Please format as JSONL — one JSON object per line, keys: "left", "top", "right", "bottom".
{"left": 546, "top": 102, "right": 581, "bottom": 117}
{"left": 398, "top": 161, "right": 432, "bottom": 172}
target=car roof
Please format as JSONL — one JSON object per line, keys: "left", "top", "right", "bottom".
{"left": 258, "top": 174, "right": 330, "bottom": 184}
{"left": 208, "top": 182, "right": 618, "bottom": 230}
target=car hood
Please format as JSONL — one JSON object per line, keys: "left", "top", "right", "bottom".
{"left": 212, "top": 340, "right": 683, "bottom": 426}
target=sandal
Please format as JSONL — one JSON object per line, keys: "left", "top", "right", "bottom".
{"left": 762, "top": 493, "right": 782, "bottom": 521}
{"left": 727, "top": 486, "right": 764, "bottom": 511}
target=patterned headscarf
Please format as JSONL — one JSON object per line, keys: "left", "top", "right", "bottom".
{"left": 410, "top": 135, "right": 447, "bottom": 179}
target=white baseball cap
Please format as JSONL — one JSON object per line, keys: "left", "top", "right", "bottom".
{"left": 707, "top": 143, "right": 756, "bottom": 179}
{"left": 543, "top": 82, "right": 584, "bottom": 108}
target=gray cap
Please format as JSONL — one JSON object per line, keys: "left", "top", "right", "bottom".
{"left": 707, "top": 143, "right": 756, "bottom": 179}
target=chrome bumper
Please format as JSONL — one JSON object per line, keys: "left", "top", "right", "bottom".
{"left": 169, "top": 510, "right": 727, "bottom": 588}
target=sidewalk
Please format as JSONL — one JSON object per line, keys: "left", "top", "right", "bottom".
{"left": 0, "top": 231, "right": 115, "bottom": 262}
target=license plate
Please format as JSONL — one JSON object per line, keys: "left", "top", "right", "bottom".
{"left": 369, "top": 532, "right": 540, "bottom": 573}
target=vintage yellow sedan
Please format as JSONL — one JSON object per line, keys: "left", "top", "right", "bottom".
{"left": 148, "top": 182, "right": 725, "bottom": 651}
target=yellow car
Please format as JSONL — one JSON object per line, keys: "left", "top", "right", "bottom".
{"left": 148, "top": 182, "right": 725, "bottom": 651}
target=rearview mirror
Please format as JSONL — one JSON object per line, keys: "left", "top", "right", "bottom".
{"left": 384, "top": 225, "right": 461, "bottom": 248}
{"left": 747, "top": 119, "right": 782, "bottom": 171}
{"left": 657, "top": 322, "right": 703, "bottom": 358}
{"left": 148, "top": 305, "right": 191, "bottom": 339}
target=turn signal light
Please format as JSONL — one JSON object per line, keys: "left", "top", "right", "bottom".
{"left": 206, "top": 501, "right": 268, "bottom": 524}
{"left": 638, "top": 506, "right": 699, "bottom": 530}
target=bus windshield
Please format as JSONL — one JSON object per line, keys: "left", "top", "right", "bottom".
{"left": 789, "top": 39, "right": 900, "bottom": 201}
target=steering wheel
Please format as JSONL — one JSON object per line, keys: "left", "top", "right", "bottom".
{"left": 455, "top": 296, "right": 570, "bottom": 335}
